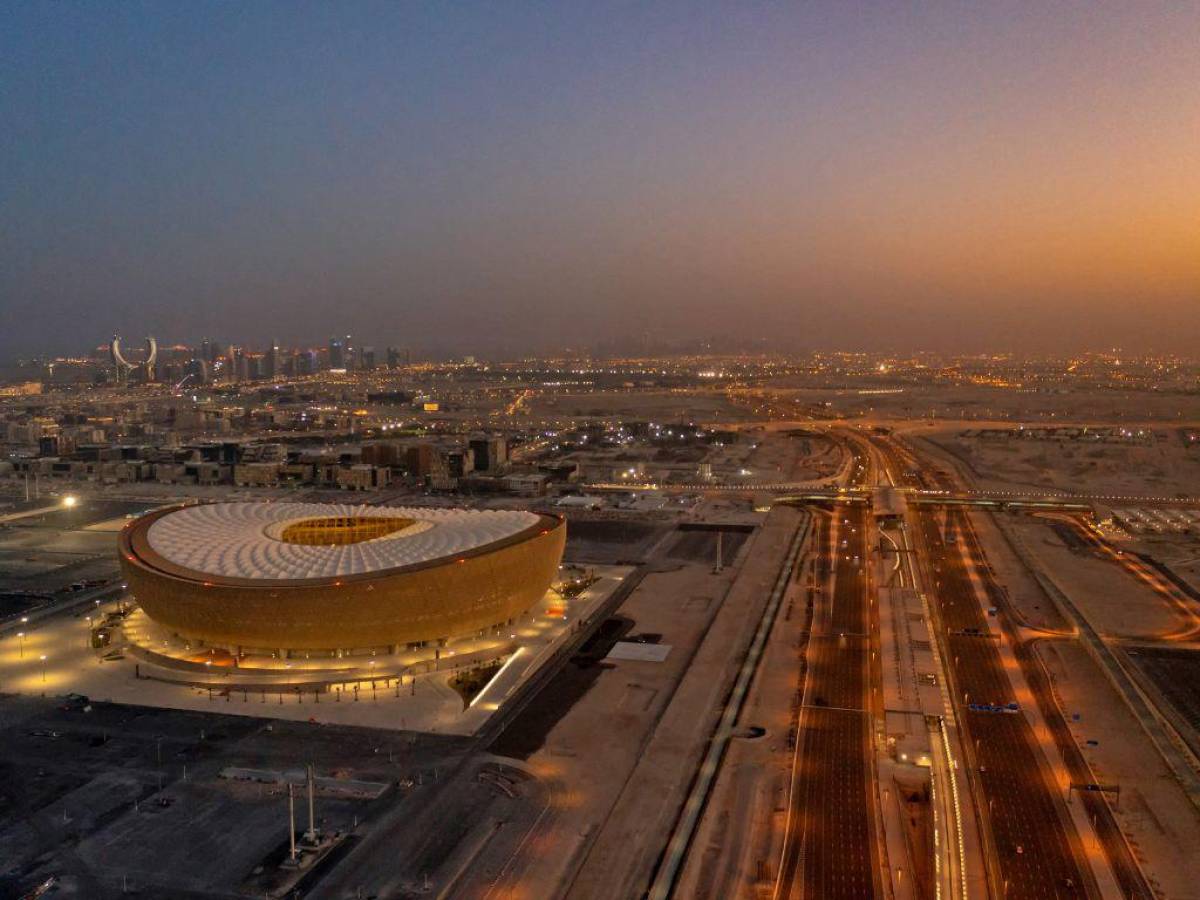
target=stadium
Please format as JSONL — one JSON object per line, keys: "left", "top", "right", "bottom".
{"left": 119, "top": 501, "right": 566, "bottom": 657}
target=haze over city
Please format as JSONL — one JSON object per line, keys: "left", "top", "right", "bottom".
{"left": 5, "top": 6, "right": 1200, "bottom": 900}
{"left": 3, "top": 2, "right": 1198, "bottom": 361}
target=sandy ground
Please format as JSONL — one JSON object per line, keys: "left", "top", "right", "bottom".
{"left": 1010, "top": 518, "right": 1190, "bottom": 639}
{"left": 920, "top": 428, "right": 1200, "bottom": 498}
{"left": 743, "top": 432, "right": 842, "bottom": 484}
{"left": 82, "top": 516, "right": 131, "bottom": 532}
{"left": 565, "top": 507, "right": 801, "bottom": 900}
{"left": 1038, "top": 639, "right": 1200, "bottom": 900}
{"left": 530, "top": 389, "right": 750, "bottom": 423}
{"left": 969, "top": 511, "right": 1071, "bottom": 633}
{"left": 479, "top": 556, "right": 750, "bottom": 898}
{"left": 1135, "top": 539, "right": 1200, "bottom": 596}
{"left": 760, "top": 383, "right": 1200, "bottom": 426}
{"left": 555, "top": 507, "right": 800, "bottom": 900}
{"left": 671, "top": 520, "right": 813, "bottom": 900}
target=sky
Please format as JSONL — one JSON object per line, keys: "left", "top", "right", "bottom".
{"left": 2, "top": 2, "right": 1198, "bottom": 360}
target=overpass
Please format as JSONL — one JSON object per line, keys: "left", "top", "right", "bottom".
{"left": 583, "top": 481, "right": 1121, "bottom": 511}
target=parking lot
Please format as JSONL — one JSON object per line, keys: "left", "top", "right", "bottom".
{"left": 0, "top": 695, "right": 465, "bottom": 898}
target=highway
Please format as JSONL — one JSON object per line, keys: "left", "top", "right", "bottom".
{"left": 874, "top": 453, "right": 972, "bottom": 900}
{"left": 774, "top": 441, "right": 881, "bottom": 899}
{"left": 584, "top": 479, "right": 1200, "bottom": 511}
{"left": 874, "top": 434, "right": 1150, "bottom": 899}
{"left": 0, "top": 581, "right": 125, "bottom": 639}
{"left": 961, "top": 520, "right": 1156, "bottom": 900}
{"left": 921, "top": 506, "right": 1089, "bottom": 897}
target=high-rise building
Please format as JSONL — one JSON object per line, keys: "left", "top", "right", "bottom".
{"left": 385, "top": 347, "right": 412, "bottom": 368}
{"left": 185, "top": 357, "right": 210, "bottom": 385}
{"left": 328, "top": 337, "right": 345, "bottom": 370}
{"left": 361, "top": 347, "right": 376, "bottom": 370}
{"left": 229, "top": 346, "right": 250, "bottom": 383}
{"left": 265, "top": 340, "right": 281, "bottom": 379}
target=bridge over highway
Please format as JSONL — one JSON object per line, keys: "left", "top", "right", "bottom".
{"left": 582, "top": 481, "right": 1137, "bottom": 511}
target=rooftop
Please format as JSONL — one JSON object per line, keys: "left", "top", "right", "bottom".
{"left": 144, "top": 502, "right": 540, "bottom": 580}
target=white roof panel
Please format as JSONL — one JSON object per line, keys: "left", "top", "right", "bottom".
{"left": 606, "top": 642, "right": 672, "bottom": 663}
{"left": 145, "top": 502, "right": 541, "bottom": 580}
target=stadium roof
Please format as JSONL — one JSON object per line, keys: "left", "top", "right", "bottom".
{"left": 145, "top": 502, "right": 540, "bottom": 580}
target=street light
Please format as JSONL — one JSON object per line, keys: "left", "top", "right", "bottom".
{"left": 17, "top": 631, "right": 25, "bottom": 658}
{"left": 62, "top": 495, "right": 77, "bottom": 509}
{"left": 40, "top": 654, "right": 47, "bottom": 683}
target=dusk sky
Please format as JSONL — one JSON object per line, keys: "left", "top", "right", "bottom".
{"left": 2, "top": 2, "right": 1197, "bottom": 360}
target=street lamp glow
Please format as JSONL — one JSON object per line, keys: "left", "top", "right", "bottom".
{"left": 62, "top": 495, "right": 78, "bottom": 508}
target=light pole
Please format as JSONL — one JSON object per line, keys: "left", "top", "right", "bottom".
{"left": 40, "top": 654, "right": 47, "bottom": 683}
{"left": 17, "top": 631, "right": 25, "bottom": 659}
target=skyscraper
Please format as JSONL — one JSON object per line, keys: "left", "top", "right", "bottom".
{"left": 265, "top": 340, "right": 281, "bottom": 379}
{"left": 230, "top": 346, "right": 249, "bottom": 382}
{"left": 185, "top": 357, "right": 209, "bottom": 385}
{"left": 328, "top": 337, "right": 345, "bottom": 370}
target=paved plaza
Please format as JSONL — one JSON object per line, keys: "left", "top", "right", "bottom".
{"left": 0, "top": 566, "right": 630, "bottom": 734}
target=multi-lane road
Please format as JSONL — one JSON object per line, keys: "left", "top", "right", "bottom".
{"left": 774, "top": 443, "right": 882, "bottom": 899}
{"left": 874, "top": 433, "right": 1159, "bottom": 899}
{"left": 959, "top": 517, "right": 1155, "bottom": 899}
{"left": 918, "top": 505, "right": 1090, "bottom": 897}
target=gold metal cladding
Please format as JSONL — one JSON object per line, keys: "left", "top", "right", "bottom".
{"left": 119, "top": 506, "right": 567, "bottom": 651}
{"left": 279, "top": 515, "right": 415, "bottom": 546}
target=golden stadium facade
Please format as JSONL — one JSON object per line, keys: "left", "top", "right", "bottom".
{"left": 119, "top": 502, "right": 566, "bottom": 655}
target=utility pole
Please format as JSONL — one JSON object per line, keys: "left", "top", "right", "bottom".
{"left": 713, "top": 530, "right": 724, "bottom": 574}
{"left": 305, "top": 763, "right": 317, "bottom": 842}
{"left": 288, "top": 782, "right": 297, "bottom": 863}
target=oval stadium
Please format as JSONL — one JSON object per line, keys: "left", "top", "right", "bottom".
{"left": 118, "top": 502, "right": 566, "bottom": 656}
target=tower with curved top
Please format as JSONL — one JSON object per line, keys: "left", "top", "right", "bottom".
{"left": 109, "top": 335, "right": 158, "bottom": 384}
